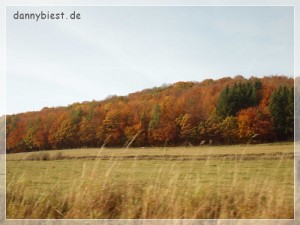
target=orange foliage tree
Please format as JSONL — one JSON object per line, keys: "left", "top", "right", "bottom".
{"left": 237, "top": 107, "right": 274, "bottom": 143}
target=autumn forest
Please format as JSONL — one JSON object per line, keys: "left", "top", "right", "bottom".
{"left": 6, "top": 75, "right": 294, "bottom": 153}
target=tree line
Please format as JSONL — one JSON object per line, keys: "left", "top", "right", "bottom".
{"left": 6, "top": 75, "right": 295, "bottom": 153}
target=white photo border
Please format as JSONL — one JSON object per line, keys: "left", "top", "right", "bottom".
{"left": 0, "top": 1, "right": 298, "bottom": 225}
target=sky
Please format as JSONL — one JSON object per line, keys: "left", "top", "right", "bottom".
{"left": 6, "top": 6, "right": 294, "bottom": 114}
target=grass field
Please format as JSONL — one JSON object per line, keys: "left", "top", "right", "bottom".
{"left": 6, "top": 142, "right": 294, "bottom": 161}
{"left": 6, "top": 143, "right": 294, "bottom": 219}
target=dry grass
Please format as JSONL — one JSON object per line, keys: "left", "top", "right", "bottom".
{"left": 24, "top": 151, "right": 65, "bottom": 161}
{"left": 6, "top": 177, "right": 293, "bottom": 219}
{"left": 6, "top": 144, "right": 294, "bottom": 219}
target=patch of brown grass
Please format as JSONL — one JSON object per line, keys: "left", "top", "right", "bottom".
{"left": 24, "top": 151, "right": 65, "bottom": 161}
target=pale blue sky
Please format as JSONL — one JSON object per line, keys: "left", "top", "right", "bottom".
{"left": 6, "top": 6, "right": 294, "bottom": 114}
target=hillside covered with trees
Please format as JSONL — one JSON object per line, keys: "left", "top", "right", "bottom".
{"left": 6, "top": 76, "right": 294, "bottom": 153}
